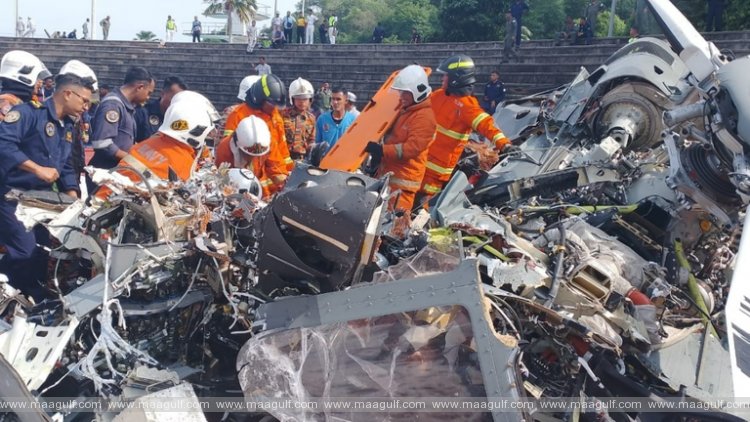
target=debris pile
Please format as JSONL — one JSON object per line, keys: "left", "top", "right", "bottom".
{"left": 1, "top": 1, "right": 750, "bottom": 420}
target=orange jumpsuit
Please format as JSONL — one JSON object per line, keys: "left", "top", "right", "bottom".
{"left": 214, "top": 135, "right": 275, "bottom": 198}
{"left": 224, "top": 103, "right": 294, "bottom": 175}
{"left": 377, "top": 98, "right": 436, "bottom": 211}
{"left": 419, "top": 88, "right": 509, "bottom": 197}
{"left": 96, "top": 132, "right": 199, "bottom": 199}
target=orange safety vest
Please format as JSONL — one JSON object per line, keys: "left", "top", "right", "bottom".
{"left": 223, "top": 104, "right": 291, "bottom": 191}
{"left": 377, "top": 98, "right": 436, "bottom": 210}
{"left": 96, "top": 132, "right": 199, "bottom": 199}
{"left": 420, "top": 89, "right": 509, "bottom": 195}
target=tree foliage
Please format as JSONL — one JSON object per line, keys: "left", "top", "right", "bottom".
{"left": 294, "top": 0, "right": 748, "bottom": 43}
{"left": 133, "top": 30, "right": 158, "bottom": 41}
{"left": 204, "top": 0, "right": 257, "bottom": 42}
{"left": 437, "top": 0, "right": 503, "bottom": 42}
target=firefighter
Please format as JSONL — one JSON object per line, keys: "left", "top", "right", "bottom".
{"left": 214, "top": 115, "right": 275, "bottom": 198}
{"left": 103, "top": 91, "right": 217, "bottom": 192}
{"left": 419, "top": 55, "right": 511, "bottom": 203}
{"left": 282, "top": 77, "right": 316, "bottom": 161}
{"left": 365, "top": 65, "right": 436, "bottom": 212}
{"left": 224, "top": 75, "right": 292, "bottom": 192}
{"left": 0, "top": 50, "right": 51, "bottom": 121}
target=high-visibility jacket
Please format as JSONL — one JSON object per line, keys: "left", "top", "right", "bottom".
{"left": 420, "top": 89, "right": 509, "bottom": 195}
{"left": 223, "top": 104, "right": 291, "bottom": 190}
{"left": 96, "top": 132, "right": 199, "bottom": 199}
{"left": 214, "top": 135, "right": 274, "bottom": 198}
{"left": 377, "top": 98, "right": 436, "bottom": 210}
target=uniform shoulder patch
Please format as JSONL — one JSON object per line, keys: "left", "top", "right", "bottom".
{"left": 45, "top": 122, "right": 56, "bottom": 137}
{"left": 105, "top": 110, "right": 120, "bottom": 123}
{"left": 3, "top": 110, "right": 21, "bottom": 123}
{"left": 148, "top": 115, "right": 161, "bottom": 126}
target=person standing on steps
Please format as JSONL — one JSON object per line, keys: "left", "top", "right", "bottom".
{"left": 192, "top": 16, "right": 202, "bottom": 43}
{"left": 165, "top": 15, "right": 177, "bottom": 42}
{"left": 510, "top": 0, "right": 529, "bottom": 49}
{"left": 306, "top": 10, "right": 317, "bottom": 44}
{"left": 283, "top": 11, "right": 295, "bottom": 44}
{"left": 100, "top": 16, "right": 111, "bottom": 40}
{"left": 246, "top": 20, "right": 258, "bottom": 53}
{"left": 82, "top": 18, "right": 90, "bottom": 39}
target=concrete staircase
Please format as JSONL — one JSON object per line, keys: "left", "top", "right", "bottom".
{"left": 0, "top": 31, "right": 748, "bottom": 110}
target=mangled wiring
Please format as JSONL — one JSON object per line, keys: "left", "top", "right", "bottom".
{"left": 78, "top": 241, "right": 158, "bottom": 395}
{"left": 168, "top": 256, "right": 203, "bottom": 312}
{"left": 213, "top": 256, "right": 245, "bottom": 332}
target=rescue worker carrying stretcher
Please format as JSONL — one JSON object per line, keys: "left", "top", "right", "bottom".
{"left": 224, "top": 75, "right": 292, "bottom": 193}
{"left": 364, "top": 65, "right": 436, "bottom": 212}
{"left": 214, "top": 116, "right": 274, "bottom": 198}
{"left": 418, "top": 54, "right": 511, "bottom": 204}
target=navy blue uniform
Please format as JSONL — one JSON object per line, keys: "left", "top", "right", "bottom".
{"left": 0, "top": 99, "right": 77, "bottom": 300}
{"left": 706, "top": 0, "right": 726, "bottom": 32}
{"left": 510, "top": 1, "right": 529, "bottom": 48}
{"left": 89, "top": 89, "right": 136, "bottom": 169}
{"left": 134, "top": 98, "right": 162, "bottom": 143}
{"left": 481, "top": 80, "right": 506, "bottom": 114}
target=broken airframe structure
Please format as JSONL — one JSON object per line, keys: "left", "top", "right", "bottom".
{"left": 1, "top": 0, "right": 749, "bottom": 420}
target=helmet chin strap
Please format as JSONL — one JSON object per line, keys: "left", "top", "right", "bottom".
{"left": 229, "top": 136, "right": 251, "bottom": 169}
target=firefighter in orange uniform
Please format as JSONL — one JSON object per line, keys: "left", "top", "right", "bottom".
{"left": 419, "top": 55, "right": 511, "bottom": 202}
{"left": 214, "top": 116, "right": 274, "bottom": 198}
{"left": 223, "top": 75, "right": 292, "bottom": 193}
{"left": 103, "top": 93, "right": 216, "bottom": 192}
{"left": 365, "top": 65, "right": 436, "bottom": 212}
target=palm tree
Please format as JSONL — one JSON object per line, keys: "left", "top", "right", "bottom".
{"left": 134, "top": 30, "right": 158, "bottom": 41}
{"left": 204, "top": 0, "right": 256, "bottom": 43}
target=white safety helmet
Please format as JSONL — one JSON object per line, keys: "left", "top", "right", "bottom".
{"left": 237, "top": 75, "right": 261, "bottom": 101}
{"left": 170, "top": 90, "right": 221, "bottom": 123}
{"left": 227, "top": 168, "right": 262, "bottom": 197}
{"left": 288, "top": 77, "right": 314, "bottom": 102}
{"left": 347, "top": 92, "right": 357, "bottom": 103}
{"left": 234, "top": 115, "right": 271, "bottom": 156}
{"left": 392, "top": 64, "right": 431, "bottom": 103}
{"left": 58, "top": 59, "right": 98, "bottom": 91}
{"left": 0, "top": 50, "right": 51, "bottom": 87}
{"left": 158, "top": 97, "right": 214, "bottom": 149}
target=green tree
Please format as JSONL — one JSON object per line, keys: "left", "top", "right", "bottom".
{"left": 204, "top": 0, "right": 257, "bottom": 43}
{"left": 437, "top": 0, "right": 503, "bottom": 42}
{"left": 133, "top": 30, "right": 158, "bottom": 41}
{"left": 595, "top": 10, "right": 627, "bottom": 37}
{"left": 526, "top": 0, "right": 565, "bottom": 39}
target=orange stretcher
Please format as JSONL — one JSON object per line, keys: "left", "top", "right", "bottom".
{"left": 319, "top": 66, "right": 432, "bottom": 172}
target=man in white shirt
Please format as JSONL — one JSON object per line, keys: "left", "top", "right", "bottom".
{"left": 24, "top": 17, "right": 36, "bottom": 38}
{"left": 254, "top": 56, "right": 272, "bottom": 75}
{"left": 16, "top": 17, "right": 25, "bottom": 37}
{"left": 246, "top": 20, "right": 258, "bottom": 53}
{"left": 305, "top": 13, "right": 317, "bottom": 44}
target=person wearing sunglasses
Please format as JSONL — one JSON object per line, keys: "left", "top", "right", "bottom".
{"left": 224, "top": 74, "right": 292, "bottom": 194}
{"left": 214, "top": 116, "right": 275, "bottom": 198}
{"left": 0, "top": 59, "right": 97, "bottom": 302}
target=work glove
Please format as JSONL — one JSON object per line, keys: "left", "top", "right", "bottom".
{"left": 365, "top": 141, "right": 383, "bottom": 160}
{"left": 364, "top": 142, "right": 383, "bottom": 175}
